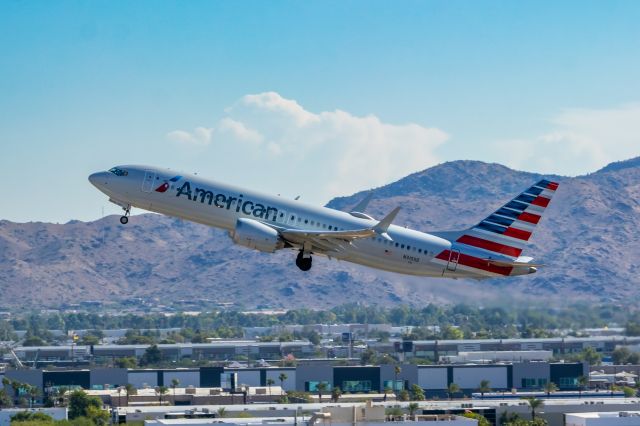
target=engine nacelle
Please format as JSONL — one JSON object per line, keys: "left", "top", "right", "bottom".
{"left": 230, "top": 218, "right": 284, "bottom": 253}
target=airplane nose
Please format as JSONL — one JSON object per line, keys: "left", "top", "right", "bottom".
{"left": 88, "top": 171, "right": 110, "bottom": 188}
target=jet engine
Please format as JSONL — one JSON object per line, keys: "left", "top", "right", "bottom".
{"left": 230, "top": 218, "right": 285, "bottom": 253}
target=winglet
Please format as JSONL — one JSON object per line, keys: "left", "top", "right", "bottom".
{"left": 373, "top": 207, "right": 400, "bottom": 240}
{"left": 350, "top": 192, "right": 373, "bottom": 213}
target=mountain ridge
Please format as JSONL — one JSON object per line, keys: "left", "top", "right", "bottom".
{"left": 1, "top": 158, "right": 638, "bottom": 310}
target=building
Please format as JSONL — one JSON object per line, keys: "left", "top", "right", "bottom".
{"left": 565, "top": 411, "right": 640, "bottom": 426}
{"left": 1, "top": 361, "right": 587, "bottom": 403}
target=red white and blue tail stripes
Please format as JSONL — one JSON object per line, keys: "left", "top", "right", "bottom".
{"left": 435, "top": 179, "right": 559, "bottom": 276}
{"left": 457, "top": 179, "right": 559, "bottom": 259}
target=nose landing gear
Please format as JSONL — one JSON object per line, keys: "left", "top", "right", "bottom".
{"left": 296, "top": 250, "right": 312, "bottom": 271}
{"left": 120, "top": 205, "right": 131, "bottom": 225}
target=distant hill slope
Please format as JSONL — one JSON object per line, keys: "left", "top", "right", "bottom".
{"left": 1, "top": 158, "right": 639, "bottom": 310}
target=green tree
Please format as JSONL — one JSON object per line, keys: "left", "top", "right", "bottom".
{"left": 157, "top": 386, "right": 169, "bottom": 405}
{"left": 623, "top": 386, "right": 636, "bottom": 398}
{"left": 612, "top": 347, "right": 632, "bottom": 365}
{"left": 27, "top": 385, "right": 41, "bottom": 408}
{"left": 394, "top": 365, "right": 402, "bottom": 400}
{"left": 140, "top": 344, "right": 162, "bottom": 366}
{"left": 462, "top": 412, "right": 491, "bottom": 426}
{"left": 124, "top": 384, "right": 136, "bottom": 405}
{"left": 447, "top": 383, "right": 460, "bottom": 400}
{"left": 278, "top": 373, "right": 288, "bottom": 391}
{"left": 478, "top": 379, "right": 491, "bottom": 399}
{"left": 442, "top": 326, "right": 464, "bottom": 340}
{"left": 330, "top": 386, "right": 342, "bottom": 403}
{"left": 543, "top": 382, "right": 558, "bottom": 396}
{"left": 68, "top": 389, "right": 104, "bottom": 421}
{"left": 525, "top": 397, "right": 544, "bottom": 420}
{"left": 0, "top": 388, "right": 12, "bottom": 408}
{"left": 266, "top": 378, "right": 275, "bottom": 396}
{"left": 398, "top": 389, "right": 410, "bottom": 401}
{"left": 10, "top": 411, "right": 53, "bottom": 422}
{"left": 577, "top": 376, "right": 589, "bottom": 397}
{"left": 170, "top": 378, "right": 180, "bottom": 401}
{"left": 316, "top": 382, "right": 327, "bottom": 403}
{"left": 114, "top": 357, "right": 137, "bottom": 368}
{"left": 580, "top": 347, "right": 601, "bottom": 366}
{"left": 410, "top": 384, "right": 425, "bottom": 401}
{"left": 217, "top": 407, "right": 227, "bottom": 418}
{"left": 407, "top": 402, "right": 419, "bottom": 417}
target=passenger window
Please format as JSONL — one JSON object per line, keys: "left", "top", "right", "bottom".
{"left": 305, "top": 219, "right": 308, "bottom": 224}
{"left": 401, "top": 244, "right": 405, "bottom": 249}
{"left": 328, "top": 225, "right": 333, "bottom": 230}
{"left": 395, "top": 242, "right": 399, "bottom": 247}
{"left": 407, "top": 246, "right": 411, "bottom": 250}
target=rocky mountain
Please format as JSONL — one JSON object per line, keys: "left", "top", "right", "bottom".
{"left": 1, "top": 158, "right": 639, "bottom": 310}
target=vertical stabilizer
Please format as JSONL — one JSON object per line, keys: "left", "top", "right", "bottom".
{"left": 455, "top": 180, "right": 559, "bottom": 259}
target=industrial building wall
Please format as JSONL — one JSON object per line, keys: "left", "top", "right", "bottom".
{"left": 163, "top": 370, "right": 200, "bottom": 388}
{"left": 452, "top": 366, "right": 508, "bottom": 390}
{"left": 512, "top": 362, "right": 550, "bottom": 390}
{"left": 6, "top": 370, "right": 44, "bottom": 390}
{"left": 380, "top": 364, "right": 418, "bottom": 390}
{"left": 236, "top": 370, "right": 262, "bottom": 387}
{"left": 90, "top": 368, "right": 128, "bottom": 389}
{"left": 128, "top": 371, "right": 158, "bottom": 388}
{"left": 296, "top": 364, "right": 332, "bottom": 391}
{"left": 417, "top": 367, "right": 448, "bottom": 389}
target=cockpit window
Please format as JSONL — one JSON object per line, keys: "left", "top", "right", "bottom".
{"left": 109, "top": 167, "right": 128, "bottom": 176}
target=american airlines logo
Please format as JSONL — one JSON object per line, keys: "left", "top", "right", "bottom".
{"left": 155, "top": 176, "right": 183, "bottom": 193}
{"left": 175, "top": 181, "right": 280, "bottom": 221}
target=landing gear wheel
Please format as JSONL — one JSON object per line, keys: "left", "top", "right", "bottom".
{"left": 296, "top": 251, "right": 312, "bottom": 271}
{"left": 120, "top": 205, "right": 131, "bottom": 225}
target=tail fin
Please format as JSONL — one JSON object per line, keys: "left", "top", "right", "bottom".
{"left": 455, "top": 180, "right": 559, "bottom": 259}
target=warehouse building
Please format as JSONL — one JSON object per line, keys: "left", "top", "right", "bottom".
{"left": 0, "top": 361, "right": 586, "bottom": 400}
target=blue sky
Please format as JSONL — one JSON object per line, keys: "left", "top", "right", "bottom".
{"left": 1, "top": 1, "right": 640, "bottom": 222}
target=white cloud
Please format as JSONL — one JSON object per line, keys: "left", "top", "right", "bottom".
{"left": 166, "top": 127, "right": 213, "bottom": 146}
{"left": 491, "top": 104, "right": 640, "bottom": 175}
{"left": 168, "top": 92, "right": 448, "bottom": 203}
{"left": 217, "top": 118, "right": 263, "bottom": 144}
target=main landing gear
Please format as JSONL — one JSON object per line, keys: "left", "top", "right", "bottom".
{"left": 296, "top": 250, "right": 312, "bottom": 271}
{"left": 120, "top": 205, "right": 131, "bottom": 225}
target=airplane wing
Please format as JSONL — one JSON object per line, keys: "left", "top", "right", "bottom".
{"left": 277, "top": 207, "right": 400, "bottom": 253}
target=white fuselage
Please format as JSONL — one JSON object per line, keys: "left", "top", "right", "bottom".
{"left": 89, "top": 165, "right": 511, "bottom": 278}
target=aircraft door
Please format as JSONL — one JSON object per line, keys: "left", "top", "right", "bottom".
{"left": 446, "top": 249, "right": 460, "bottom": 272}
{"left": 142, "top": 170, "right": 156, "bottom": 193}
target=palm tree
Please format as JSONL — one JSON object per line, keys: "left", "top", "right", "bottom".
{"left": 266, "top": 378, "right": 275, "bottom": 396}
{"left": 157, "top": 386, "right": 169, "bottom": 405}
{"left": 394, "top": 365, "right": 402, "bottom": 401}
{"left": 577, "top": 376, "right": 589, "bottom": 398}
{"left": 331, "top": 386, "right": 342, "bottom": 403}
{"left": 171, "top": 378, "right": 180, "bottom": 402}
{"left": 116, "top": 386, "right": 124, "bottom": 407}
{"left": 478, "top": 380, "right": 491, "bottom": 399}
{"left": 124, "top": 383, "right": 135, "bottom": 406}
{"left": 278, "top": 373, "right": 288, "bottom": 393}
{"left": 217, "top": 407, "right": 227, "bottom": 418}
{"left": 447, "top": 383, "right": 460, "bottom": 400}
{"left": 544, "top": 381, "right": 558, "bottom": 396}
{"left": 525, "top": 397, "right": 543, "bottom": 420}
{"left": 27, "top": 385, "right": 40, "bottom": 408}
{"left": 407, "top": 402, "right": 419, "bottom": 418}
{"left": 316, "top": 382, "right": 328, "bottom": 403}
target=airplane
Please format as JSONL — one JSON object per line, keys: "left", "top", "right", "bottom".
{"left": 89, "top": 165, "right": 559, "bottom": 279}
